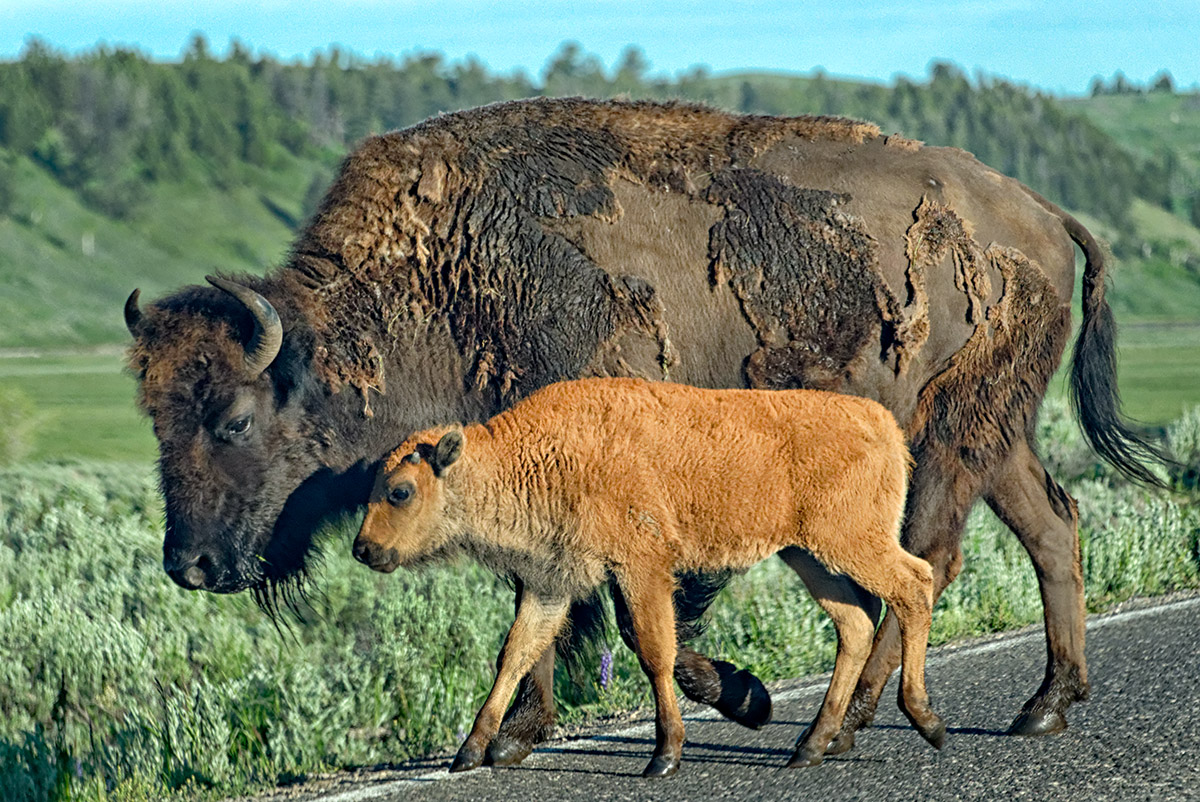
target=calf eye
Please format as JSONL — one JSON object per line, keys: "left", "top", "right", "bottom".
{"left": 388, "top": 484, "right": 414, "bottom": 507}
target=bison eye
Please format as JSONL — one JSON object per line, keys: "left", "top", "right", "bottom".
{"left": 224, "top": 414, "right": 252, "bottom": 439}
{"left": 388, "top": 483, "right": 414, "bottom": 507}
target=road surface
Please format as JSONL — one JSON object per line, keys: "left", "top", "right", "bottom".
{"left": 254, "top": 593, "right": 1200, "bottom": 802}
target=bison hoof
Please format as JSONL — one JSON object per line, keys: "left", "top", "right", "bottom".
{"left": 825, "top": 729, "right": 856, "bottom": 756}
{"left": 786, "top": 745, "right": 824, "bottom": 768}
{"left": 450, "top": 741, "right": 486, "bottom": 773}
{"left": 1008, "top": 707, "right": 1067, "bottom": 737}
{"left": 483, "top": 734, "right": 535, "bottom": 766}
{"left": 642, "top": 753, "right": 681, "bottom": 778}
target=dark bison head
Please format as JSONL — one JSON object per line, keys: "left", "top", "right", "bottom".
{"left": 125, "top": 277, "right": 330, "bottom": 595}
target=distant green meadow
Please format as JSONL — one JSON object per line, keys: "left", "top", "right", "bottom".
{"left": 4, "top": 319, "right": 1199, "bottom": 464}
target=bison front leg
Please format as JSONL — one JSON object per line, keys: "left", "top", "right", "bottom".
{"left": 485, "top": 579, "right": 560, "bottom": 766}
{"left": 452, "top": 592, "right": 570, "bottom": 773}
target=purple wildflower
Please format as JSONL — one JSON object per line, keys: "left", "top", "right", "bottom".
{"left": 599, "top": 647, "right": 614, "bottom": 690}
{"left": 456, "top": 727, "right": 468, "bottom": 743}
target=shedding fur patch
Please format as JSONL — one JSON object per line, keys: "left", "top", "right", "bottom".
{"left": 705, "top": 168, "right": 890, "bottom": 391}
{"left": 892, "top": 196, "right": 996, "bottom": 375}
{"left": 908, "top": 242, "right": 1069, "bottom": 472}
{"left": 884, "top": 134, "right": 924, "bottom": 151}
{"left": 584, "top": 275, "right": 679, "bottom": 381}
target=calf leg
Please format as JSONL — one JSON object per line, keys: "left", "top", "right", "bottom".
{"left": 616, "top": 570, "right": 686, "bottom": 778}
{"left": 985, "top": 438, "right": 1088, "bottom": 735}
{"left": 880, "top": 553, "right": 945, "bottom": 749}
{"left": 491, "top": 575, "right": 772, "bottom": 767}
{"left": 830, "top": 457, "right": 975, "bottom": 754}
{"left": 612, "top": 578, "right": 773, "bottom": 730}
{"left": 779, "top": 548, "right": 880, "bottom": 767}
{"left": 452, "top": 592, "right": 570, "bottom": 773}
{"left": 486, "top": 580, "right": 558, "bottom": 766}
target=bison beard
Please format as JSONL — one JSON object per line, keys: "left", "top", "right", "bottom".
{"left": 126, "top": 97, "right": 1167, "bottom": 765}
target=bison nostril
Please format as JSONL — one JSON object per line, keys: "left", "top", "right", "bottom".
{"left": 165, "top": 552, "right": 209, "bottom": 590}
{"left": 182, "top": 564, "right": 206, "bottom": 589}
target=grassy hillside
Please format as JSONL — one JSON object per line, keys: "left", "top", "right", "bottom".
{"left": 0, "top": 149, "right": 324, "bottom": 348}
{"left": 1065, "top": 91, "right": 1200, "bottom": 222}
{"left": 1066, "top": 201, "right": 1200, "bottom": 324}
{"left": 1065, "top": 91, "right": 1200, "bottom": 177}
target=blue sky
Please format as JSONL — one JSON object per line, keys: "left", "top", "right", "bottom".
{"left": 1, "top": 1, "right": 1197, "bottom": 95}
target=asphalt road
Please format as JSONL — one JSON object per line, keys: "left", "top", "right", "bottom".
{"left": 260, "top": 594, "right": 1200, "bottom": 802}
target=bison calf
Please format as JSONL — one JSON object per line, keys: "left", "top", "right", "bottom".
{"left": 354, "top": 377, "right": 945, "bottom": 777}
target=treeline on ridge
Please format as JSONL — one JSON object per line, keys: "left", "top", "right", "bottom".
{"left": 0, "top": 36, "right": 1184, "bottom": 232}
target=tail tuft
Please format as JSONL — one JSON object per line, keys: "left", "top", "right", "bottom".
{"left": 1062, "top": 210, "right": 1174, "bottom": 488}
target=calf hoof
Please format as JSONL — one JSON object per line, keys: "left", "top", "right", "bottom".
{"left": 717, "top": 669, "right": 774, "bottom": 729}
{"left": 450, "top": 741, "right": 487, "bottom": 773}
{"left": 483, "top": 734, "right": 534, "bottom": 767}
{"left": 642, "top": 753, "right": 681, "bottom": 778}
{"left": 798, "top": 720, "right": 852, "bottom": 757}
{"left": 1008, "top": 708, "right": 1067, "bottom": 737}
{"left": 824, "top": 729, "right": 856, "bottom": 756}
{"left": 917, "top": 715, "right": 947, "bottom": 750}
{"left": 786, "top": 746, "right": 824, "bottom": 768}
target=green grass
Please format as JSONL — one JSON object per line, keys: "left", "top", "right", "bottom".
{"left": 1043, "top": 322, "right": 1200, "bottom": 425}
{"left": 1114, "top": 338, "right": 1200, "bottom": 424}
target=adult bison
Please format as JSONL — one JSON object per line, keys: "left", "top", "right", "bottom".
{"left": 125, "top": 97, "right": 1161, "bottom": 762}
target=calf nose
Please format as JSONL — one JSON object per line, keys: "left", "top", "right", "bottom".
{"left": 164, "top": 552, "right": 209, "bottom": 590}
{"left": 352, "top": 538, "right": 373, "bottom": 565}
{"left": 353, "top": 538, "right": 398, "bottom": 570}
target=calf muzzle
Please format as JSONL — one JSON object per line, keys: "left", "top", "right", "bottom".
{"left": 352, "top": 538, "right": 400, "bottom": 572}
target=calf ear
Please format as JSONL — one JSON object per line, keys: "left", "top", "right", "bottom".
{"left": 432, "top": 430, "right": 464, "bottom": 476}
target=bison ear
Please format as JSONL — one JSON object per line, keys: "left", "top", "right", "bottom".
{"left": 432, "top": 430, "right": 464, "bottom": 476}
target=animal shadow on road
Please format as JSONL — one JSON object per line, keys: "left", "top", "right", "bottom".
{"left": 869, "top": 723, "right": 1008, "bottom": 737}
{"left": 522, "top": 734, "right": 791, "bottom": 775}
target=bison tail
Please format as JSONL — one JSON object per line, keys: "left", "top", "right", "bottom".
{"left": 1063, "top": 211, "right": 1173, "bottom": 487}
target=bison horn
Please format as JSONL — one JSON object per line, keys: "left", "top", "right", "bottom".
{"left": 206, "top": 275, "right": 284, "bottom": 376}
{"left": 124, "top": 289, "right": 142, "bottom": 336}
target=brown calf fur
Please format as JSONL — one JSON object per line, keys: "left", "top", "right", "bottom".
{"left": 355, "top": 377, "right": 945, "bottom": 777}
